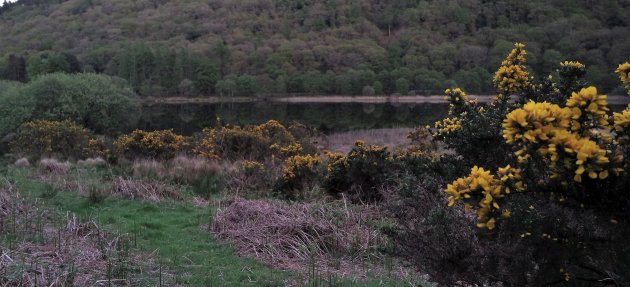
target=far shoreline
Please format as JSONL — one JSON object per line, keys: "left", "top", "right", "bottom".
{"left": 143, "top": 95, "right": 630, "bottom": 105}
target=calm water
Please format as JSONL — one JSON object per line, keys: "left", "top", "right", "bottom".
{"left": 139, "top": 102, "right": 450, "bottom": 135}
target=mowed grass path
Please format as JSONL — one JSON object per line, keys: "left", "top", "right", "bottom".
{"left": 12, "top": 171, "right": 288, "bottom": 287}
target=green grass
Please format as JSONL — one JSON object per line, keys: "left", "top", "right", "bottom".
{"left": 5, "top": 167, "right": 431, "bottom": 287}
{"left": 9, "top": 169, "right": 288, "bottom": 286}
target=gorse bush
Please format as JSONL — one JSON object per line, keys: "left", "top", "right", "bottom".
{"left": 274, "top": 154, "right": 322, "bottom": 199}
{"left": 396, "top": 43, "right": 630, "bottom": 285}
{"left": 193, "top": 120, "right": 304, "bottom": 161}
{"left": 114, "top": 129, "right": 187, "bottom": 160}
{"left": 11, "top": 120, "right": 91, "bottom": 159}
{"left": 324, "top": 141, "right": 392, "bottom": 202}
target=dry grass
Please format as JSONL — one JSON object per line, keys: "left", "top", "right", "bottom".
{"left": 109, "top": 177, "right": 181, "bottom": 202}
{"left": 38, "top": 158, "right": 71, "bottom": 175}
{"left": 133, "top": 156, "right": 221, "bottom": 182}
{"left": 222, "top": 161, "right": 271, "bottom": 196}
{"left": 212, "top": 198, "right": 397, "bottom": 278}
{"left": 77, "top": 157, "right": 107, "bottom": 167}
{"left": 13, "top": 158, "right": 31, "bottom": 168}
{"left": 169, "top": 155, "right": 221, "bottom": 182}
{"left": 0, "top": 181, "right": 166, "bottom": 286}
{"left": 319, "top": 128, "right": 415, "bottom": 154}
{"left": 132, "top": 159, "right": 166, "bottom": 179}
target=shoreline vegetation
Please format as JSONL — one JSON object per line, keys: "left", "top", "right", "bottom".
{"left": 143, "top": 95, "right": 630, "bottom": 105}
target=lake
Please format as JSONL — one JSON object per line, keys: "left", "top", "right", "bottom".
{"left": 138, "top": 102, "right": 450, "bottom": 135}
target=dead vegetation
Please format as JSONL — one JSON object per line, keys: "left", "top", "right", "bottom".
{"left": 0, "top": 178, "right": 168, "bottom": 286}
{"left": 212, "top": 198, "right": 409, "bottom": 279}
{"left": 37, "top": 158, "right": 71, "bottom": 176}
{"left": 132, "top": 156, "right": 221, "bottom": 182}
{"left": 109, "top": 177, "right": 181, "bottom": 202}
{"left": 13, "top": 158, "right": 30, "bottom": 168}
{"left": 319, "top": 128, "right": 415, "bottom": 154}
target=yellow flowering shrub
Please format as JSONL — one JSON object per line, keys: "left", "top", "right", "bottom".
{"left": 275, "top": 154, "right": 322, "bottom": 198}
{"left": 433, "top": 117, "right": 462, "bottom": 138}
{"left": 616, "top": 62, "right": 630, "bottom": 95}
{"left": 440, "top": 43, "right": 629, "bottom": 231}
{"left": 446, "top": 165, "right": 524, "bottom": 230}
{"left": 270, "top": 142, "right": 303, "bottom": 158}
{"left": 443, "top": 88, "right": 468, "bottom": 104}
{"left": 252, "top": 119, "right": 296, "bottom": 146}
{"left": 403, "top": 43, "right": 630, "bottom": 287}
{"left": 114, "top": 129, "right": 187, "bottom": 159}
{"left": 240, "top": 160, "right": 266, "bottom": 176}
{"left": 193, "top": 121, "right": 303, "bottom": 161}
{"left": 323, "top": 141, "right": 392, "bottom": 202}
{"left": 11, "top": 120, "right": 91, "bottom": 159}
{"left": 614, "top": 108, "right": 630, "bottom": 135}
{"left": 560, "top": 61, "right": 585, "bottom": 70}
{"left": 84, "top": 137, "right": 110, "bottom": 159}
{"left": 493, "top": 43, "right": 530, "bottom": 93}
{"left": 565, "top": 86, "right": 610, "bottom": 132}
{"left": 501, "top": 88, "right": 619, "bottom": 183}
{"left": 192, "top": 128, "right": 219, "bottom": 160}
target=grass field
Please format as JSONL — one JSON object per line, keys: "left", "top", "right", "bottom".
{"left": 1, "top": 165, "right": 431, "bottom": 287}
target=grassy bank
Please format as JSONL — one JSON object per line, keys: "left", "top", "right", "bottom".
{"left": 2, "top": 164, "right": 429, "bottom": 287}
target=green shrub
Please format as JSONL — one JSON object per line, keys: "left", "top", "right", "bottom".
{"left": 0, "top": 73, "right": 140, "bottom": 136}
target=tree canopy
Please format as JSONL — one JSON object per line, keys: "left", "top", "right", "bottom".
{"left": 0, "top": 0, "right": 629, "bottom": 96}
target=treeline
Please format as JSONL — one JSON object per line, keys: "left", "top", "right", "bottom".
{"left": 1, "top": 46, "right": 480, "bottom": 96}
{"left": 1, "top": 0, "right": 629, "bottom": 96}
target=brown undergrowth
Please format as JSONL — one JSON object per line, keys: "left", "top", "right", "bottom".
{"left": 0, "top": 178, "right": 170, "bottom": 286}
{"left": 211, "top": 197, "right": 414, "bottom": 280}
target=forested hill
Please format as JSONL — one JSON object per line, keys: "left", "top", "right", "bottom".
{"left": 1, "top": 0, "right": 629, "bottom": 97}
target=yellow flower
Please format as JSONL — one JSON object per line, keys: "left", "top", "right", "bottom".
{"left": 493, "top": 43, "right": 530, "bottom": 93}
{"left": 433, "top": 117, "right": 462, "bottom": 138}
{"left": 566, "top": 87, "right": 610, "bottom": 132}
{"left": 613, "top": 107, "right": 630, "bottom": 132}
{"left": 560, "top": 61, "right": 585, "bottom": 69}
{"left": 615, "top": 62, "right": 630, "bottom": 95}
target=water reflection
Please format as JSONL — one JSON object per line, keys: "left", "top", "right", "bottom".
{"left": 139, "top": 102, "right": 451, "bottom": 135}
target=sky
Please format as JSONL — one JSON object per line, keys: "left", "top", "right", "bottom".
{"left": 0, "top": 0, "right": 17, "bottom": 6}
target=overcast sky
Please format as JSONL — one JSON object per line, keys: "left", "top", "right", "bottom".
{"left": 0, "top": 0, "right": 17, "bottom": 6}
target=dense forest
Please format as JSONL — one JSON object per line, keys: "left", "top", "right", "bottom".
{"left": 1, "top": 0, "right": 630, "bottom": 96}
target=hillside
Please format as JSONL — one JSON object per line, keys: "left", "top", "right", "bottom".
{"left": 1, "top": 0, "right": 630, "bottom": 96}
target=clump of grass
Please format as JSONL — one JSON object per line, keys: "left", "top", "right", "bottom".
{"left": 88, "top": 185, "right": 108, "bottom": 204}
{"left": 38, "top": 158, "right": 71, "bottom": 175}
{"left": 223, "top": 161, "right": 271, "bottom": 197}
{"left": 132, "top": 156, "right": 224, "bottom": 198}
{"left": 212, "top": 198, "right": 393, "bottom": 279}
{"left": 133, "top": 158, "right": 167, "bottom": 179}
{"left": 77, "top": 157, "right": 107, "bottom": 167}
{"left": 109, "top": 177, "right": 181, "bottom": 202}
{"left": 170, "top": 155, "right": 221, "bottom": 182}
{"left": 13, "top": 157, "right": 31, "bottom": 168}
{"left": 40, "top": 182, "right": 60, "bottom": 198}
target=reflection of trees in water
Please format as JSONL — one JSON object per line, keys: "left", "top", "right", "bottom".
{"left": 141, "top": 103, "right": 450, "bottom": 135}
{"left": 394, "top": 105, "right": 411, "bottom": 122}
{"left": 177, "top": 105, "right": 197, "bottom": 123}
